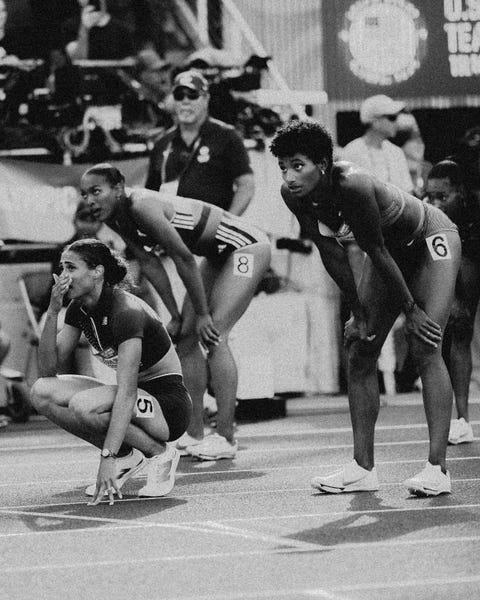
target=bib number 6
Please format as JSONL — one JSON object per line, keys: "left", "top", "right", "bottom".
{"left": 425, "top": 233, "right": 452, "bottom": 261}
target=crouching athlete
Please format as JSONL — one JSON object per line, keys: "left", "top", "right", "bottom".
{"left": 31, "top": 239, "right": 192, "bottom": 505}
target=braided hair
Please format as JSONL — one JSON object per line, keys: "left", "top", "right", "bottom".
{"left": 83, "top": 163, "right": 125, "bottom": 187}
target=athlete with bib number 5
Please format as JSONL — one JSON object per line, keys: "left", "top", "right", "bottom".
{"left": 270, "top": 120, "right": 461, "bottom": 497}
{"left": 79, "top": 164, "right": 271, "bottom": 461}
{"left": 31, "top": 239, "right": 192, "bottom": 505}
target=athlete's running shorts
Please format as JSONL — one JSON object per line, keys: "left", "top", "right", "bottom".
{"left": 139, "top": 374, "right": 192, "bottom": 441}
{"left": 387, "top": 202, "right": 459, "bottom": 277}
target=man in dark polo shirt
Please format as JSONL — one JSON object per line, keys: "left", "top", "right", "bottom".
{"left": 145, "top": 70, "right": 254, "bottom": 215}
{"left": 63, "top": 0, "right": 134, "bottom": 61}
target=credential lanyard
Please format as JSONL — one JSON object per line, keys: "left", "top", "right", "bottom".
{"left": 161, "top": 135, "right": 203, "bottom": 185}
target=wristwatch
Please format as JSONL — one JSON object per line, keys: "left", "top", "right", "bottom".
{"left": 100, "top": 448, "right": 117, "bottom": 459}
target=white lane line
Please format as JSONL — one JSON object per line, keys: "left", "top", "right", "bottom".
{"left": 201, "top": 520, "right": 320, "bottom": 550}
{"left": 161, "top": 587, "right": 344, "bottom": 600}
{"left": 152, "top": 575, "right": 480, "bottom": 600}
{"left": 1, "top": 454, "right": 480, "bottom": 488}
{"left": 0, "top": 508, "right": 317, "bottom": 552}
{"left": 3, "top": 420, "right": 476, "bottom": 452}
{"left": 0, "top": 437, "right": 475, "bottom": 467}
{"left": 3, "top": 533, "right": 480, "bottom": 574}
{"left": 2, "top": 501, "right": 480, "bottom": 538}
{"left": 0, "top": 476, "right": 479, "bottom": 503}
{"left": 333, "top": 574, "right": 480, "bottom": 593}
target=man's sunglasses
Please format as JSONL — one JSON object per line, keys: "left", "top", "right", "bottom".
{"left": 381, "top": 114, "right": 398, "bottom": 122}
{"left": 173, "top": 89, "right": 201, "bottom": 101}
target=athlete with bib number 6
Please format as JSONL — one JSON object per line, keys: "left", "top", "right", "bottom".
{"left": 270, "top": 120, "right": 461, "bottom": 497}
{"left": 31, "top": 239, "right": 192, "bottom": 505}
{"left": 79, "top": 164, "right": 271, "bottom": 461}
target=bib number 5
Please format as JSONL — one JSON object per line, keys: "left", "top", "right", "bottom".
{"left": 135, "top": 394, "right": 155, "bottom": 418}
{"left": 425, "top": 233, "right": 452, "bottom": 261}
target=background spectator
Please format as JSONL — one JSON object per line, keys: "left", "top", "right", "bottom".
{"left": 130, "top": 48, "right": 173, "bottom": 131}
{"left": 63, "top": 0, "right": 134, "bottom": 61}
{"left": 340, "top": 94, "right": 413, "bottom": 192}
{"left": 145, "top": 69, "right": 254, "bottom": 216}
{"left": 46, "top": 47, "right": 82, "bottom": 108}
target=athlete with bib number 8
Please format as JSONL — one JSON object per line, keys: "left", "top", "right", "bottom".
{"left": 79, "top": 164, "right": 271, "bottom": 461}
{"left": 31, "top": 239, "right": 192, "bottom": 505}
{"left": 270, "top": 120, "right": 461, "bottom": 497}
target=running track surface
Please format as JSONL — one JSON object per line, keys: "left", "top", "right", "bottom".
{"left": 2, "top": 392, "right": 480, "bottom": 600}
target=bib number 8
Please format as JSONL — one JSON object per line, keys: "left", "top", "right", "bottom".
{"left": 425, "top": 233, "right": 451, "bottom": 261}
{"left": 233, "top": 253, "right": 254, "bottom": 278}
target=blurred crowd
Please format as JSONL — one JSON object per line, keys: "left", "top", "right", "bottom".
{"left": 0, "top": 0, "right": 281, "bottom": 162}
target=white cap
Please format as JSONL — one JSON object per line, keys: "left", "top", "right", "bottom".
{"left": 360, "top": 95, "right": 405, "bottom": 124}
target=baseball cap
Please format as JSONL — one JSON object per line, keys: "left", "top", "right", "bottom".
{"left": 360, "top": 95, "right": 405, "bottom": 124}
{"left": 172, "top": 70, "right": 209, "bottom": 94}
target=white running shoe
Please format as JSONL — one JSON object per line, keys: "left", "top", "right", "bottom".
{"left": 138, "top": 445, "right": 180, "bottom": 497}
{"left": 448, "top": 418, "right": 474, "bottom": 445}
{"left": 311, "top": 459, "right": 379, "bottom": 494}
{"left": 404, "top": 462, "right": 451, "bottom": 497}
{"left": 85, "top": 448, "right": 147, "bottom": 497}
{"left": 188, "top": 433, "right": 238, "bottom": 460}
{"left": 174, "top": 432, "right": 203, "bottom": 456}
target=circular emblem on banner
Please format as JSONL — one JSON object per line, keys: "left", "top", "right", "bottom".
{"left": 339, "top": 0, "right": 428, "bottom": 86}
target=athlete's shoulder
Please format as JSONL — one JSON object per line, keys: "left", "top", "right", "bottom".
{"left": 110, "top": 288, "right": 148, "bottom": 323}
{"left": 113, "top": 288, "right": 159, "bottom": 319}
{"left": 128, "top": 188, "right": 166, "bottom": 215}
{"left": 334, "top": 161, "right": 373, "bottom": 189}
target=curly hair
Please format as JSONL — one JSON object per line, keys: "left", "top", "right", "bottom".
{"left": 269, "top": 119, "right": 333, "bottom": 168}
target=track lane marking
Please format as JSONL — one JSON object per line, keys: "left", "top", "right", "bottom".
{"left": 3, "top": 420, "right": 480, "bottom": 452}
{"left": 2, "top": 529, "right": 480, "bottom": 574}
{"left": 2, "top": 500, "right": 480, "bottom": 537}
{"left": 1, "top": 454, "right": 480, "bottom": 487}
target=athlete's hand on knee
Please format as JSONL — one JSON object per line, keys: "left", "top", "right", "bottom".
{"left": 49, "top": 274, "right": 71, "bottom": 313}
{"left": 88, "top": 459, "right": 123, "bottom": 506}
{"left": 344, "top": 315, "right": 376, "bottom": 345}
{"left": 405, "top": 306, "right": 442, "bottom": 348}
{"left": 196, "top": 314, "right": 220, "bottom": 346}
